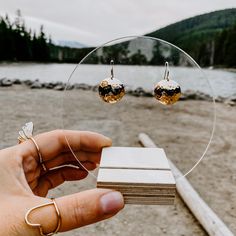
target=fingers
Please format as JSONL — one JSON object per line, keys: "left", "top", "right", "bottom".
{"left": 32, "top": 165, "right": 94, "bottom": 196}
{"left": 44, "top": 150, "right": 101, "bottom": 170}
{"left": 30, "top": 189, "right": 124, "bottom": 234}
{"left": 58, "top": 189, "right": 124, "bottom": 231}
{"left": 20, "top": 130, "right": 112, "bottom": 163}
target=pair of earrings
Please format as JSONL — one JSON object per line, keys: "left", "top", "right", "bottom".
{"left": 98, "top": 61, "right": 181, "bottom": 105}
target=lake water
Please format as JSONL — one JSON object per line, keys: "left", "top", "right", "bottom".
{"left": 0, "top": 62, "right": 235, "bottom": 98}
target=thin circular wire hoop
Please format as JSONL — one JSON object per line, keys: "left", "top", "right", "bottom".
{"left": 62, "top": 35, "right": 216, "bottom": 180}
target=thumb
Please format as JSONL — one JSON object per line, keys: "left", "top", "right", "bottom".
{"left": 29, "top": 189, "right": 124, "bottom": 234}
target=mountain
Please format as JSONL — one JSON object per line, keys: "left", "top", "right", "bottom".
{"left": 77, "top": 8, "right": 236, "bottom": 67}
{"left": 146, "top": 8, "right": 236, "bottom": 65}
{"left": 147, "top": 8, "right": 236, "bottom": 43}
{"left": 1, "top": 8, "right": 234, "bottom": 66}
{"left": 53, "top": 8, "right": 236, "bottom": 67}
{"left": 53, "top": 40, "right": 88, "bottom": 48}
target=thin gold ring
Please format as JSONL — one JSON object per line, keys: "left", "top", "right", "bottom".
{"left": 29, "top": 137, "right": 47, "bottom": 171}
{"left": 25, "top": 199, "right": 61, "bottom": 236}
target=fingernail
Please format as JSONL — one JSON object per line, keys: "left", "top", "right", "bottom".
{"left": 104, "top": 136, "right": 112, "bottom": 144}
{"left": 100, "top": 191, "right": 124, "bottom": 215}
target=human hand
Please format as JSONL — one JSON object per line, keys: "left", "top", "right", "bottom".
{"left": 0, "top": 130, "right": 124, "bottom": 236}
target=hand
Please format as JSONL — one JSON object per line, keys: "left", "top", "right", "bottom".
{"left": 0, "top": 130, "right": 124, "bottom": 236}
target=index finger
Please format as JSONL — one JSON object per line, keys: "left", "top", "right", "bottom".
{"left": 20, "top": 130, "right": 112, "bottom": 162}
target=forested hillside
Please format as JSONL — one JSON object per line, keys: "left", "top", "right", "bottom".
{"left": 0, "top": 10, "right": 92, "bottom": 62}
{"left": 81, "top": 8, "right": 236, "bottom": 67}
{"left": 147, "top": 8, "right": 236, "bottom": 67}
{"left": 0, "top": 9, "right": 235, "bottom": 67}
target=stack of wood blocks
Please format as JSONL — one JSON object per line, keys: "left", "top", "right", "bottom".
{"left": 97, "top": 147, "right": 176, "bottom": 205}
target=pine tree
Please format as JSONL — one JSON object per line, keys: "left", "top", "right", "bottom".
{"left": 130, "top": 49, "right": 148, "bottom": 65}
{"left": 0, "top": 11, "right": 50, "bottom": 61}
{"left": 150, "top": 42, "right": 165, "bottom": 65}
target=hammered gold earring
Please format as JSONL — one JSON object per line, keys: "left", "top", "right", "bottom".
{"left": 154, "top": 62, "right": 181, "bottom": 105}
{"left": 98, "top": 60, "right": 125, "bottom": 104}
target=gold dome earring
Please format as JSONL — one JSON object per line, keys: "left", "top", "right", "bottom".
{"left": 98, "top": 60, "right": 125, "bottom": 104}
{"left": 154, "top": 62, "right": 181, "bottom": 105}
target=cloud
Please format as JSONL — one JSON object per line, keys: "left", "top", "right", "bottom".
{"left": 24, "top": 15, "right": 96, "bottom": 45}
{"left": 0, "top": 11, "right": 96, "bottom": 45}
{"left": 0, "top": 0, "right": 235, "bottom": 45}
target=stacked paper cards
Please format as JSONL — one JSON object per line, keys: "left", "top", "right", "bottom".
{"left": 97, "top": 147, "right": 176, "bottom": 205}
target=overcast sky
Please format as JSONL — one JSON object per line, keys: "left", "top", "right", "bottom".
{"left": 0, "top": 0, "right": 235, "bottom": 46}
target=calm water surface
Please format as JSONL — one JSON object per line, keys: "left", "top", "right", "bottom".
{"left": 0, "top": 62, "right": 235, "bottom": 98}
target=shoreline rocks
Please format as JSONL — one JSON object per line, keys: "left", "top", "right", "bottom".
{"left": 30, "top": 80, "right": 42, "bottom": 89}
{"left": 0, "top": 78, "right": 13, "bottom": 86}
{"left": 0, "top": 78, "right": 235, "bottom": 106}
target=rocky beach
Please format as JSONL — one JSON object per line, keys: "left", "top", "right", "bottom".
{"left": 1, "top": 77, "right": 236, "bottom": 106}
{"left": 0, "top": 80, "right": 235, "bottom": 236}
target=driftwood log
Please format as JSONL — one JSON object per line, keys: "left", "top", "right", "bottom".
{"left": 138, "top": 133, "right": 234, "bottom": 236}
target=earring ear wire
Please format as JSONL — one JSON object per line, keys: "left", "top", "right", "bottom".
{"left": 98, "top": 60, "right": 125, "bottom": 104}
{"left": 164, "top": 62, "right": 170, "bottom": 81}
{"left": 110, "top": 59, "right": 114, "bottom": 79}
